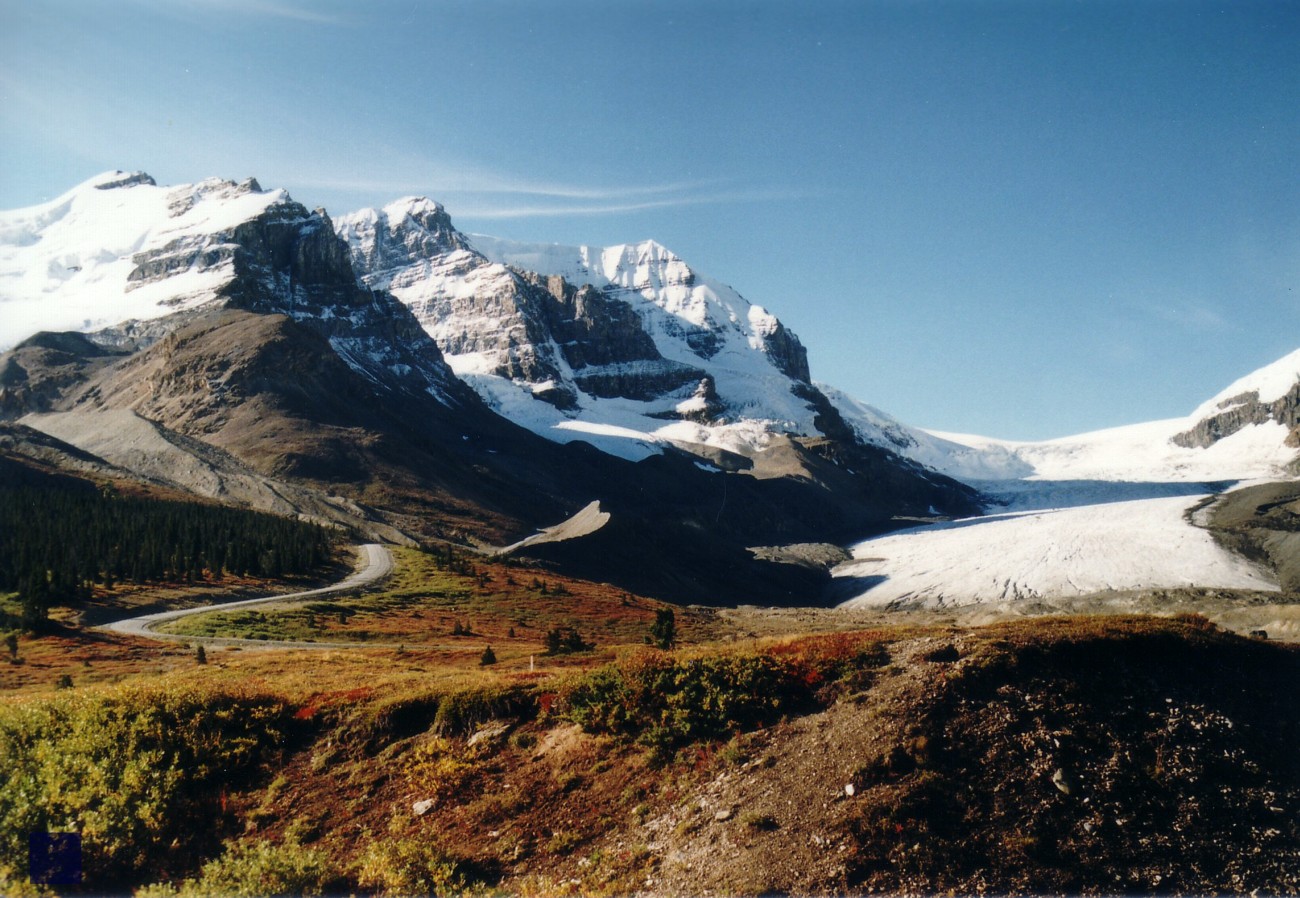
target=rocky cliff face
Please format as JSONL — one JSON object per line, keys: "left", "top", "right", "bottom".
{"left": 0, "top": 172, "right": 475, "bottom": 412}
{"left": 337, "top": 202, "right": 844, "bottom": 462}
{"left": 205, "top": 188, "right": 476, "bottom": 410}
{"left": 337, "top": 200, "right": 579, "bottom": 404}
{"left": 1173, "top": 383, "right": 1300, "bottom": 450}
{"left": 335, "top": 201, "right": 715, "bottom": 412}
{"left": 0, "top": 332, "right": 127, "bottom": 418}
{"left": 515, "top": 270, "right": 709, "bottom": 405}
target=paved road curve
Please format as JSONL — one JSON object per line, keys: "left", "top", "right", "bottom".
{"left": 96, "top": 543, "right": 394, "bottom": 646}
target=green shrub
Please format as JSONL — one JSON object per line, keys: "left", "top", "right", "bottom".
{"left": 648, "top": 608, "right": 675, "bottom": 649}
{"left": 432, "top": 685, "right": 530, "bottom": 737}
{"left": 137, "top": 838, "right": 338, "bottom": 897}
{"left": 544, "top": 626, "right": 593, "bottom": 655}
{"left": 358, "top": 831, "right": 483, "bottom": 896}
{"left": 561, "top": 651, "right": 817, "bottom": 751}
{"left": 0, "top": 684, "right": 292, "bottom": 890}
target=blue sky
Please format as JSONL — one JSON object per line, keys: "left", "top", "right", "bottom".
{"left": 2, "top": 0, "right": 1296, "bottom": 439}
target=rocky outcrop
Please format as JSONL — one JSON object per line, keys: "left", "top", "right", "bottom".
{"left": 339, "top": 198, "right": 473, "bottom": 275}
{"left": 751, "top": 313, "right": 811, "bottom": 384}
{"left": 101, "top": 177, "right": 475, "bottom": 411}
{"left": 1173, "top": 383, "right": 1300, "bottom": 449}
{"left": 0, "top": 332, "right": 126, "bottom": 417}
{"left": 518, "top": 271, "right": 709, "bottom": 402}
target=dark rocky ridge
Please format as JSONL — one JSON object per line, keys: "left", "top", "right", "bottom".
{"left": 1173, "top": 382, "right": 1300, "bottom": 452}
{"left": 516, "top": 269, "right": 710, "bottom": 404}
{"left": 122, "top": 178, "right": 479, "bottom": 411}
{"left": 0, "top": 332, "right": 127, "bottom": 417}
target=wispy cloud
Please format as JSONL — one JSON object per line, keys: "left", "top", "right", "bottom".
{"left": 123, "top": 0, "right": 347, "bottom": 25}
{"left": 297, "top": 173, "right": 722, "bottom": 202}
{"left": 295, "top": 163, "right": 812, "bottom": 219}
{"left": 454, "top": 187, "right": 813, "bottom": 219}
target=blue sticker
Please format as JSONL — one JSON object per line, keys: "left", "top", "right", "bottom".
{"left": 29, "top": 832, "right": 82, "bottom": 886}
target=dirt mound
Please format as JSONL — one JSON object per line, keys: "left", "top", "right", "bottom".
{"left": 636, "top": 620, "right": 1299, "bottom": 896}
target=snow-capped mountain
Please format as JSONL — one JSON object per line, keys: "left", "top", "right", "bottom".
{"left": 336, "top": 200, "right": 830, "bottom": 462}
{"left": 0, "top": 171, "right": 473, "bottom": 408}
{"left": 0, "top": 171, "right": 283, "bottom": 344}
{"left": 0, "top": 172, "right": 982, "bottom": 605}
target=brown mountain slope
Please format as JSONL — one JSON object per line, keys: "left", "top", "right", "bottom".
{"left": 3, "top": 308, "right": 980, "bottom": 605}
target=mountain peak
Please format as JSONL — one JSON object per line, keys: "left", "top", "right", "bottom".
{"left": 383, "top": 196, "right": 447, "bottom": 220}
{"left": 1191, "top": 348, "right": 1300, "bottom": 419}
{"left": 88, "top": 170, "right": 157, "bottom": 191}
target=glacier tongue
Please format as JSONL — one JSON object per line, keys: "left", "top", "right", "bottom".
{"left": 828, "top": 348, "right": 1300, "bottom": 611}
{"left": 833, "top": 493, "right": 1279, "bottom": 610}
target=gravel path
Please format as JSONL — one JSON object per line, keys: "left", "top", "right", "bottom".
{"left": 94, "top": 543, "right": 394, "bottom": 648}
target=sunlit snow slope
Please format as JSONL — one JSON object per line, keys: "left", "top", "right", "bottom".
{"left": 0, "top": 172, "right": 287, "bottom": 348}
{"left": 829, "top": 350, "right": 1300, "bottom": 487}
{"left": 833, "top": 495, "right": 1278, "bottom": 609}
{"left": 473, "top": 234, "right": 821, "bottom": 457}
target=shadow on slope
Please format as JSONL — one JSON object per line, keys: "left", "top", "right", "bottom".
{"left": 975, "top": 478, "right": 1237, "bottom": 512}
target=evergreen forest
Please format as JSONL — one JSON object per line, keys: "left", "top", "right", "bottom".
{"left": 0, "top": 461, "right": 338, "bottom": 627}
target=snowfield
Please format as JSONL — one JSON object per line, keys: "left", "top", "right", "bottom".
{"left": 833, "top": 492, "right": 1279, "bottom": 609}
{"left": 0, "top": 171, "right": 289, "bottom": 349}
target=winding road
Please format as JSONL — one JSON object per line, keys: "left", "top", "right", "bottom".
{"left": 95, "top": 543, "right": 394, "bottom": 647}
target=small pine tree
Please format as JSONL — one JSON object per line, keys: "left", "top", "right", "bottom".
{"left": 543, "top": 626, "right": 592, "bottom": 656}
{"left": 650, "top": 608, "right": 676, "bottom": 650}
{"left": 196, "top": 645, "right": 207, "bottom": 665}
{"left": 4, "top": 632, "right": 17, "bottom": 661}
{"left": 452, "top": 621, "right": 464, "bottom": 636}
{"left": 480, "top": 645, "right": 497, "bottom": 666}
{"left": 507, "top": 627, "right": 516, "bottom": 639}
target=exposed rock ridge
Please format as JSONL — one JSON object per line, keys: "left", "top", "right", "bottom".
{"left": 177, "top": 185, "right": 477, "bottom": 409}
{"left": 0, "top": 332, "right": 127, "bottom": 418}
{"left": 1173, "top": 382, "right": 1300, "bottom": 449}
{"left": 515, "top": 270, "right": 709, "bottom": 403}
{"left": 337, "top": 202, "right": 835, "bottom": 460}
{"left": 336, "top": 203, "right": 725, "bottom": 411}
{"left": 0, "top": 174, "right": 476, "bottom": 411}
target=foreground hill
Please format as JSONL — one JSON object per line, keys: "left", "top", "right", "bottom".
{"left": 1, "top": 615, "right": 1294, "bottom": 896}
